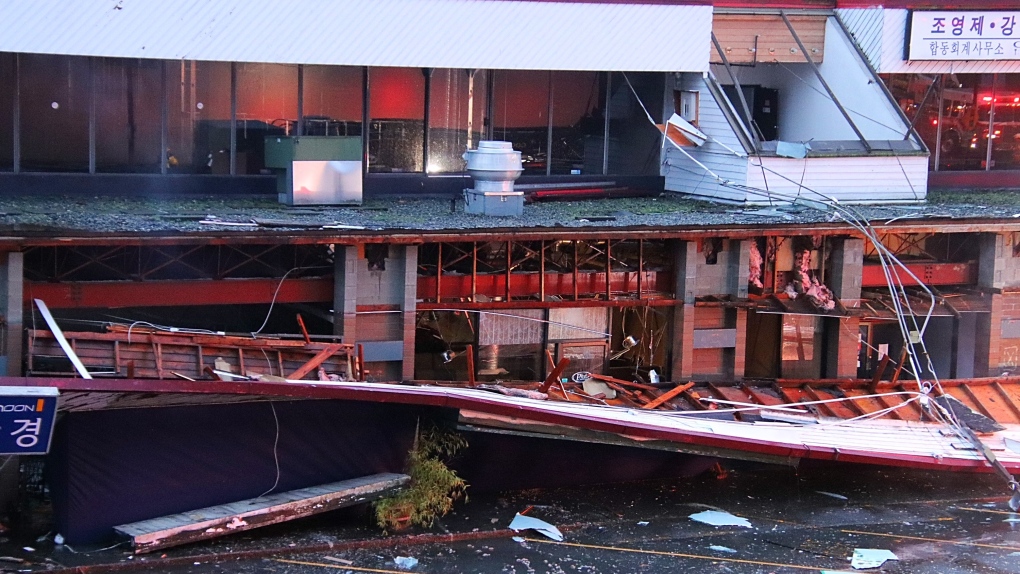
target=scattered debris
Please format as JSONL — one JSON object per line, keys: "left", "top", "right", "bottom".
{"left": 393, "top": 556, "right": 418, "bottom": 569}
{"left": 775, "top": 141, "right": 810, "bottom": 159}
{"left": 575, "top": 216, "right": 616, "bottom": 222}
{"left": 323, "top": 556, "right": 354, "bottom": 565}
{"left": 509, "top": 513, "right": 564, "bottom": 541}
{"left": 688, "top": 510, "right": 752, "bottom": 528}
{"left": 850, "top": 548, "right": 898, "bottom": 569}
{"left": 636, "top": 521, "right": 649, "bottom": 526}
{"left": 709, "top": 545, "right": 738, "bottom": 553}
{"left": 476, "top": 384, "right": 549, "bottom": 400}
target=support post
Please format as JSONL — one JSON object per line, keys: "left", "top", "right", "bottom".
{"left": 0, "top": 252, "right": 23, "bottom": 376}
{"left": 333, "top": 245, "right": 358, "bottom": 343}
{"left": 670, "top": 241, "right": 697, "bottom": 381}
{"left": 825, "top": 238, "right": 864, "bottom": 379}
{"left": 401, "top": 245, "right": 419, "bottom": 380}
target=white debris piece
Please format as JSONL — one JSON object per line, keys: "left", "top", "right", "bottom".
{"left": 509, "top": 513, "right": 564, "bottom": 541}
{"left": 816, "top": 491, "right": 849, "bottom": 500}
{"left": 709, "top": 545, "right": 738, "bottom": 553}
{"left": 688, "top": 510, "right": 752, "bottom": 528}
{"left": 393, "top": 556, "right": 418, "bottom": 569}
{"left": 850, "top": 548, "right": 898, "bottom": 569}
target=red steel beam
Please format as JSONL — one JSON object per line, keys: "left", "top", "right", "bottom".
{"left": 418, "top": 271, "right": 669, "bottom": 301}
{"left": 860, "top": 262, "right": 976, "bottom": 288}
{"left": 25, "top": 277, "right": 334, "bottom": 309}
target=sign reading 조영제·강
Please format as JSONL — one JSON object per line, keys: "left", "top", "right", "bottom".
{"left": 0, "top": 387, "right": 58, "bottom": 455}
{"left": 907, "top": 11, "right": 1020, "bottom": 61}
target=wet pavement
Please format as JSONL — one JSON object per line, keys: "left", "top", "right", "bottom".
{"left": 7, "top": 461, "right": 1020, "bottom": 573}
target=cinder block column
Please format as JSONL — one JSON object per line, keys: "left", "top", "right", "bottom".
{"left": 401, "top": 245, "right": 418, "bottom": 381}
{"left": 333, "top": 245, "right": 358, "bottom": 342}
{"left": 978, "top": 233, "right": 1014, "bottom": 376}
{"left": 670, "top": 241, "right": 697, "bottom": 381}
{"left": 727, "top": 239, "right": 751, "bottom": 299}
{"left": 825, "top": 238, "right": 864, "bottom": 379}
{"left": 0, "top": 252, "right": 23, "bottom": 377}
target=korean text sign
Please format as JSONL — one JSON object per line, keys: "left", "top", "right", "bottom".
{"left": 0, "top": 387, "right": 58, "bottom": 455}
{"left": 908, "top": 11, "right": 1020, "bottom": 61}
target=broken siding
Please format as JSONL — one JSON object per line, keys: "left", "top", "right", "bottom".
{"left": 711, "top": 15, "right": 826, "bottom": 64}
{"left": 744, "top": 155, "right": 928, "bottom": 204}
{"left": 663, "top": 74, "right": 748, "bottom": 202}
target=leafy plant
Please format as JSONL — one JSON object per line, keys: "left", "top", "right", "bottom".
{"left": 374, "top": 422, "right": 468, "bottom": 531}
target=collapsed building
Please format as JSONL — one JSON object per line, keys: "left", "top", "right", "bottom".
{"left": 0, "top": 0, "right": 1019, "bottom": 546}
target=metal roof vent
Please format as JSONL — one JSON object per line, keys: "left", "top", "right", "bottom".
{"left": 463, "top": 141, "right": 524, "bottom": 217}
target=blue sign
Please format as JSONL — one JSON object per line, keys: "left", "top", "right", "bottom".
{"left": 0, "top": 387, "right": 58, "bottom": 455}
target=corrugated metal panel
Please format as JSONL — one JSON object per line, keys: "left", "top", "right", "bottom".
{"left": 711, "top": 14, "right": 826, "bottom": 64}
{"left": 0, "top": 0, "right": 712, "bottom": 72}
{"left": 744, "top": 155, "right": 929, "bottom": 204}
{"left": 836, "top": 8, "right": 885, "bottom": 70}
{"left": 664, "top": 73, "right": 749, "bottom": 202}
{"left": 478, "top": 309, "right": 544, "bottom": 346}
{"left": 548, "top": 308, "right": 608, "bottom": 341}
{"left": 878, "top": 9, "right": 1020, "bottom": 74}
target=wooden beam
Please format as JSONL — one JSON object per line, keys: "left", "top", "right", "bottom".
{"left": 641, "top": 382, "right": 694, "bottom": 410}
{"left": 115, "top": 473, "right": 409, "bottom": 554}
{"left": 539, "top": 358, "right": 571, "bottom": 394}
{"left": 992, "top": 382, "right": 1020, "bottom": 423}
{"left": 288, "top": 344, "right": 344, "bottom": 380}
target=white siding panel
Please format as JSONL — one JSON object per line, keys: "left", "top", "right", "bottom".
{"left": 878, "top": 9, "right": 1020, "bottom": 74}
{"left": 0, "top": 0, "right": 712, "bottom": 72}
{"left": 664, "top": 74, "right": 749, "bottom": 203}
{"left": 745, "top": 155, "right": 928, "bottom": 204}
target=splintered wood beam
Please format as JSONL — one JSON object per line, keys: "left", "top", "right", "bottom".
{"left": 115, "top": 473, "right": 409, "bottom": 554}
{"left": 641, "top": 382, "right": 694, "bottom": 410}
{"left": 584, "top": 373, "right": 660, "bottom": 392}
{"left": 540, "top": 358, "right": 571, "bottom": 393}
{"left": 870, "top": 353, "right": 892, "bottom": 393}
{"left": 288, "top": 344, "right": 344, "bottom": 380}
{"left": 890, "top": 348, "right": 908, "bottom": 385}
{"left": 466, "top": 344, "right": 476, "bottom": 387}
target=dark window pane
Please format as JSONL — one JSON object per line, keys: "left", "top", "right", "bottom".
{"left": 95, "top": 58, "right": 162, "bottom": 173}
{"left": 0, "top": 53, "right": 13, "bottom": 171}
{"left": 550, "top": 71, "right": 601, "bottom": 175}
{"left": 607, "top": 72, "right": 662, "bottom": 176}
{"left": 492, "top": 70, "right": 549, "bottom": 174}
{"left": 167, "top": 61, "right": 231, "bottom": 174}
{"left": 427, "top": 69, "right": 486, "bottom": 173}
{"left": 302, "top": 65, "right": 363, "bottom": 137}
{"left": 236, "top": 63, "right": 297, "bottom": 174}
{"left": 369, "top": 67, "right": 425, "bottom": 173}
{"left": 20, "top": 54, "right": 89, "bottom": 172}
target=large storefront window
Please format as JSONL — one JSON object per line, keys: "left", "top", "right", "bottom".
{"left": 427, "top": 69, "right": 487, "bottom": 174}
{"left": 549, "top": 71, "right": 602, "bottom": 175}
{"left": 891, "top": 72, "right": 1020, "bottom": 171}
{"left": 369, "top": 67, "right": 425, "bottom": 173}
{"left": 166, "top": 61, "right": 232, "bottom": 174}
{"left": 19, "top": 54, "right": 90, "bottom": 172}
{"left": 0, "top": 53, "right": 13, "bottom": 171}
{"left": 236, "top": 63, "right": 297, "bottom": 174}
{"left": 95, "top": 58, "right": 162, "bottom": 173}
{"left": 302, "top": 65, "right": 363, "bottom": 137}
{"left": 492, "top": 70, "right": 551, "bottom": 174}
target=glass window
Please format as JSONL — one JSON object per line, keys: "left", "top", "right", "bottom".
{"left": 236, "top": 63, "right": 297, "bottom": 174}
{"left": 549, "top": 71, "right": 602, "bottom": 175}
{"left": 166, "top": 61, "right": 232, "bottom": 174}
{"left": 302, "top": 65, "right": 363, "bottom": 137}
{"left": 94, "top": 58, "right": 162, "bottom": 173}
{"left": 19, "top": 54, "right": 90, "bottom": 172}
{"left": 369, "top": 67, "right": 425, "bottom": 173}
{"left": 607, "top": 72, "right": 663, "bottom": 176}
{"left": 492, "top": 70, "right": 551, "bottom": 175}
{"left": 427, "top": 69, "right": 487, "bottom": 174}
{"left": 0, "top": 53, "right": 14, "bottom": 171}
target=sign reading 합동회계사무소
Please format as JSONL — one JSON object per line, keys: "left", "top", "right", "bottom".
{"left": 0, "top": 387, "right": 58, "bottom": 455}
{"left": 908, "top": 11, "right": 1020, "bottom": 61}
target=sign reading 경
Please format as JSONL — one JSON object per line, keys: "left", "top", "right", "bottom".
{"left": 0, "top": 387, "right": 58, "bottom": 455}
{"left": 908, "top": 11, "right": 1020, "bottom": 61}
